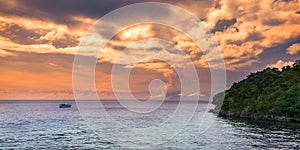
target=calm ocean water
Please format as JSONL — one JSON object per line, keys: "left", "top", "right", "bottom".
{"left": 0, "top": 100, "right": 299, "bottom": 149}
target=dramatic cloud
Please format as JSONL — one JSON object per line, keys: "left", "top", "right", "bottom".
{"left": 205, "top": 0, "right": 300, "bottom": 69}
{"left": 1, "top": 0, "right": 299, "bottom": 99}
{"left": 287, "top": 43, "right": 300, "bottom": 55}
{"left": 266, "top": 60, "right": 294, "bottom": 70}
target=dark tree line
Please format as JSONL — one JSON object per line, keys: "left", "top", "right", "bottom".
{"left": 213, "top": 64, "right": 300, "bottom": 121}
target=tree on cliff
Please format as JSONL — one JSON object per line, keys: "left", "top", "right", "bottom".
{"left": 213, "top": 61, "right": 300, "bottom": 122}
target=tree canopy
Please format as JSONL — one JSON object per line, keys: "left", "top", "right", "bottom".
{"left": 213, "top": 64, "right": 300, "bottom": 121}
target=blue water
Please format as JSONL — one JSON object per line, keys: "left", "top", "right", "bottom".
{"left": 0, "top": 100, "right": 299, "bottom": 149}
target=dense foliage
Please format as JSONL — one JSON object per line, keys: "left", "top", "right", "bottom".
{"left": 213, "top": 64, "right": 300, "bottom": 121}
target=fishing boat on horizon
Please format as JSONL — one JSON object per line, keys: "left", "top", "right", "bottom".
{"left": 59, "top": 103, "right": 71, "bottom": 108}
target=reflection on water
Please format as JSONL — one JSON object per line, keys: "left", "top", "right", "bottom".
{"left": 0, "top": 100, "right": 299, "bottom": 149}
{"left": 221, "top": 118, "right": 300, "bottom": 149}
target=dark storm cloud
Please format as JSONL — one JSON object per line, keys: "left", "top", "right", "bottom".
{"left": 52, "top": 34, "right": 79, "bottom": 48}
{"left": 211, "top": 18, "right": 237, "bottom": 33}
{"left": 0, "top": 21, "right": 49, "bottom": 45}
{"left": 245, "top": 32, "right": 264, "bottom": 42}
{"left": 0, "top": 21, "right": 79, "bottom": 48}
{"left": 0, "top": 0, "right": 145, "bottom": 25}
{"left": 0, "top": 0, "right": 190, "bottom": 26}
{"left": 111, "top": 45, "right": 127, "bottom": 51}
{"left": 262, "top": 18, "right": 286, "bottom": 26}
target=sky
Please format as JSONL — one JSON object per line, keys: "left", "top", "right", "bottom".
{"left": 0, "top": 0, "right": 300, "bottom": 100}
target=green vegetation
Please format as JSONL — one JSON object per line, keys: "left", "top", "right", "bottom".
{"left": 213, "top": 63, "right": 300, "bottom": 122}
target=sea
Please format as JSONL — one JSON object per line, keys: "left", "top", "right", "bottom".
{"left": 0, "top": 100, "right": 299, "bottom": 149}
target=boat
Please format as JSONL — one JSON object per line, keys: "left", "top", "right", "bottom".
{"left": 59, "top": 103, "right": 71, "bottom": 108}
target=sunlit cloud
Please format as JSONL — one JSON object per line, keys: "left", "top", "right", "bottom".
{"left": 0, "top": 0, "right": 299, "bottom": 99}
{"left": 120, "top": 25, "right": 153, "bottom": 40}
{"left": 0, "top": 49, "right": 14, "bottom": 57}
{"left": 0, "top": 14, "right": 97, "bottom": 56}
{"left": 266, "top": 60, "right": 294, "bottom": 70}
{"left": 205, "top": 0, "right": 300, "bottom": 69}
{"left": 0, "top": 36, "right": 78, "bottom": 55}
{"left": 287, "top": 43, "right": 300, "bottom": 55}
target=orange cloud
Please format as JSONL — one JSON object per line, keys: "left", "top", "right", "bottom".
{"left": 204, "top": 0, "right": 300, "bottom": 69}
{"left": 287, "top": 43, "right": 300, "bottom": 55}
{"left": 266, "top": 60, "right": 294, "bottom": 70}
{"left": 0, "top": 14, "right": 98, "bottom": 56}
{"left": 0, "top": 50, "right": 14, "bottom": 57}
{"left": 1, "top": 0, "right": 299, "bottom": 100}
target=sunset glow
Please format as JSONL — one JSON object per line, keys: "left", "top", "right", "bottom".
{"left": 0, "top": 0, "right": 300, "bottom": 100}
